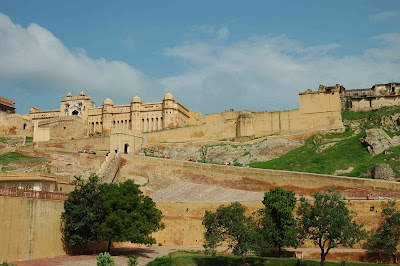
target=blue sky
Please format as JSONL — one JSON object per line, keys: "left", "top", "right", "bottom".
{"left": 0, "top": 0, "right": 399, "bottom": 114}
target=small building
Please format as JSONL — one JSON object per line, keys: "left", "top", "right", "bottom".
{"left": 341, "top": 82, "right": 400, "bottom": 111}
{"left": 0, "top": 97, "right": 15, "bottom": 113}
{"left": 0, "top": 172, "right": 73, "bottom": 193}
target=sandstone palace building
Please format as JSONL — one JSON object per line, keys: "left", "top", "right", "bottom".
{"left": 0, "top": 97, "right": 15, "bottom": 113}
{"left": 28, "top": 92, "right": 204, "bottom": 137}
{"left": 341, "top": 82, "right": 400, "bottom": 111}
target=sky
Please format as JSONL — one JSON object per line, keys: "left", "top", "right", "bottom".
{"left": 0, "top": 0, "right": 399, "bottom": 115}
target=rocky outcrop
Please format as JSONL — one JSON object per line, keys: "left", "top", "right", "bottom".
{"left": 381, "top": 114, "right": 400, "bottom": 127}
{"left": 141, "top": 138, "right": 302, "bottom": 165}
{"left": 372, "top": 164, "right": 396, "bottom": 181}
{"left": 360, "top": 128, "right": 400, "bottom": 155}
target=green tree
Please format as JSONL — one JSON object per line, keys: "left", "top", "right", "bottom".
{"left": 203, "top": 202, "right": 258, "bottom": 262}
{"left": 368, "top": 200, "right": 400, "bottom": 264}
{"left": 202, "top": 211, "right": 223, "bottom": 256}
{"left": 297, "top": 188, "right": 365, "bottom": 266}
{"left": 62, "top": 174, "right": 104, "bottom": 246}
{"left": 262, "top": 187, "right": 298, "bottom": 256}
{"left": 252, "top": 209, "right": 275, "bottom": 256}
{"left": 98, "top": 180, "right": 164, "bottom": 252}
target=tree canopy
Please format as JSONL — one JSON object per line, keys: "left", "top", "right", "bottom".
{"left": 62, "top": 174, "right": 164, "bottom": 252}
{"left": 98, "top": 180, "right": 164, "bottom": 250}
{"left": 261, "top": 187, "right": 298, "bottom": 256}
{"left": 62, "top": 174, "right": 104, "bottom": 246}
{"left": 297, "top": 188, "right": 365, "bottom": 266}
{"left": 203, "top": 202, "right": 260, "bottom": 262}
{"left": 368, "top": 200, "right": 400, "bottom": 264}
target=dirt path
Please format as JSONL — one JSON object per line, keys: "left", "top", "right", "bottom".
{"left": 14, "top": 246, "right": 205, "bottom": 266}
{"left": 14, "top": 246, "right": 376, "bottom": 266}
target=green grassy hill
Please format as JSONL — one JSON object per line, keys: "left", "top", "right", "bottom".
{"left": 0, "top": 152, "right": 45, "bottom": 172}
{"left": 250, "top": 107, "right": 400, "bottom": 178}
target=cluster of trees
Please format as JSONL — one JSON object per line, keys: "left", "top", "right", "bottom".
{"left": 61, "top": 173, "right": 164, "bottom": 252}
{"left": 203, "top": 187, "right": 400, "bottom": 266}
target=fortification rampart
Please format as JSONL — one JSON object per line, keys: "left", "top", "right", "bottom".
{"left": 145, "top": 88, "right": 344, "bottom": 144}
{"left": 0, "top": 196, "right": 66, "bottom": 262}
{"left": 1, "top": 195, "right": 398, "bottom": 263}
{"left": 121, "top": 155, "right": 400, "bottom": 198}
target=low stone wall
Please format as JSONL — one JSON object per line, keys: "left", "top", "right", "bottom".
{"left": 36, "top": 137, "right": 110, "bottom": 151}
{"left": 121, "top": 155, "right": 400, "bottom": 198}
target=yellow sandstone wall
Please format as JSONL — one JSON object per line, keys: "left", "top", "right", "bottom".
{"left": 0, "top": 196, "right": 65, "bottom": 262}
{"left": 0, "top": 190, "right": 399, "bottom": 263}
{"left": 145, "top": 90, "right": 344, "bottom": 144}
{"left": 153, "top": 200, "right": 396, "bottom": 247}
{"left": 0, "top": 113, "right": 33, "bottom": 136}
{"left": 1, "top": 196, "right": 396, "bottom": 263}
{"left": 120, "top": 155, "right": 400, "bottom": 198}
{"left": 36, "top": 137, "right": 110, "bottom": 151}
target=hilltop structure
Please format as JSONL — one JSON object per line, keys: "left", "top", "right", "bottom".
{"left": 0, "top": 97, "right": 15, "bottom": 113}
{"left": 340, "top": 82, "right": 400, "bottom": 111}
{"left": 27, "top": 91, "right": 204, "bottom": 139}
{"left": 145, "top": 85, "right": 345, "bottom": 143}
{"left": 0, "top": 85, "right": 345, "bottom": 146}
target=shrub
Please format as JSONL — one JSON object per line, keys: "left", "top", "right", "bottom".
{"left": 96, "top": 252, "right": 115, "bottom": 266}
{"left": 127, "top": 255, "right": 138, "bottom": 266}
{"left": 1, "top": 262, "right": 16, "bottom": 266}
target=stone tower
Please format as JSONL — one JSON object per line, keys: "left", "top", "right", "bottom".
{"left": 162, "top": 92, "right": 175, "bottom": 128}
{"left": 235, "top": 112, "right": 254, "bottom": 142}
{"left": 130, "top": 95, "right": 142, "bottom": 132}
{"left": 101, "top": 97, "right": 114, "bottom": 136}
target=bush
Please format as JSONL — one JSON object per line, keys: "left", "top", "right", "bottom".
{"left": 97, "top": 252, "right": 115, "bottom": 266}
{"left": 1, "top": 262, "right": 16, "bottom": 266}
{"left": 127, "top": 255, "right": 138, "bottom": 266}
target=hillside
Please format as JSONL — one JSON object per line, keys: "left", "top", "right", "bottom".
{"left": 250, "top": 106, "right": 400, "bottom": 179}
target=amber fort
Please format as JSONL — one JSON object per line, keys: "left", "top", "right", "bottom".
{"left": 1, "top": 81, "right": 400, "bottom": 264}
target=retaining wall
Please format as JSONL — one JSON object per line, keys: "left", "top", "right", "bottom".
{"left": 120, "top": 155, "right": 400, "bottom": 198}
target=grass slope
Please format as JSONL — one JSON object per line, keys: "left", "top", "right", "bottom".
{"left": 148, "top": 251, "right": 382, "bottom": 266}
{"left": 0, "top": 152, "right": 44, "bottom": 172}
{"left": 250, "top": 131, "right": 400, "bottom": 178}
{"left": 342, "top": 106, "right": 400, "bottom": 129}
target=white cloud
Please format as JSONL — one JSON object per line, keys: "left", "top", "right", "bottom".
{"left": 0, "top": 13, "right": 161, "bottom": 106}
{"left": 217, "top": 27, "right": 229, "bottom": 41}
{"left": 369, "top": 11, "right": 399, "bottom": 22}
{"left": 0, "top": 12, "right": 399, "bottom": 115}
{"left": 190, "top": 25, "right": 229, "bottom": 41}
{"left": 161, "top": 33, "right": 400, "bottom": 113}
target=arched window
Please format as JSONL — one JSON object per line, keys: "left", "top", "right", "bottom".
{"left": 124, "top": 143, "right": 129, "bottom": 154}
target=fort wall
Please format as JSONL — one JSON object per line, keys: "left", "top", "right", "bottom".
{"left": 145, "top": 89, "right": 344, "bottom": 144}
{"left": 0, "top": 195, "right": 397, "bottom": 263}
{"left": 153, "top": 200, "right": 392, "bottom": 248}
{"left": 120, "top": 155, "right": 400, "bottom": 198}
{"left": 0, "top": 196, "right": 65, "bottom": 262}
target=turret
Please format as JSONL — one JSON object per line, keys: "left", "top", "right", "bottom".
{"left": 162, "top": 92, "right": 175, "bottom": 128}
{"left": 235, "top": 112, "right": 254, "bottom": 142}
{"left": 102, "top": 98, "right": 114, "bottom": 135}
{"left": 130, "top": 95, "right": 142, "bottom": 131}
